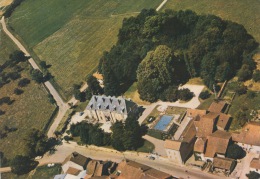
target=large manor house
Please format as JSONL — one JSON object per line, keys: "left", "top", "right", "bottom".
{"left": 85, "top": 95, "right": 139, "bottom": 123}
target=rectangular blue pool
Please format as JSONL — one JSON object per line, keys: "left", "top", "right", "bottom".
{"left": 153, "top": 115, "right": 173, "bottom": 131}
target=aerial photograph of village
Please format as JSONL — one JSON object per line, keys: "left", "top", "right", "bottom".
{"left": 0, "top": 0, "right": 259, "bottom": 179}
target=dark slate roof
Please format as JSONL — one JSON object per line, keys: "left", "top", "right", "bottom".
{"left": 86, "top": 95, "right": 136, "bottom": 115}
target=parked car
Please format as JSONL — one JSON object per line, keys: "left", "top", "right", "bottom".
{"left": 47, "top": 163, "right": 55, "bottom": 167}
{"left": 35, "top": 156, "right": 42, "bottom": 160}
{"left": 79, "top": 112, "right": 84, "bottom": 116}
{"left": 148, "top": 116, "right": 155, "bottom": 123}
{"left": 149, "top": 156, "right": 155, "bottom": 160}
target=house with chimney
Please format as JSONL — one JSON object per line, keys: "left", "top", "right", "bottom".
{"left": 232, "top": 122, "right": 260, "bottom": 153}
{"left": 85, "top": 95, "right": 139, "bottom": 123}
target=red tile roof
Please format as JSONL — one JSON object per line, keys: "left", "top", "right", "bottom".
{"left": 164, "top": 140, "right": 182, "bottom": 151}
{"left": 195, "top": 112, "right": 218, "bottom": 138}
{"left": 232, "top": 122, "right": 260, "bottom": 146}
{"left": 208, "top": 100, "right": 227, "bottom": 113}
{"left": 217, "top": 113, "right": 230, "bottom": 130}
{"left": 204, "top": 130, "right": 231, "bottom": 158}
{"left": 66, "top": 167, "right": 81, "bottom": 176}
{"left": 194, "top": 138, "right": 206, "bottom": 153}
{"left": 117, "top": 160, "right": 171, "bottom": 179}
{"left": 250, "top": 158, "right": 260, "bottom": 170}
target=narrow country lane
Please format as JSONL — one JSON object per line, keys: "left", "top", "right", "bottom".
{"left": 0, "top": 16, "right": 66, "bottom": 109}
{"left": 156, "top": 0, "right": 168, "bottom": 11}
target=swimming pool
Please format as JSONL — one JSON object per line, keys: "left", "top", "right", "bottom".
{"left": 153, "top": 115, "right": 173, "bottom": 131}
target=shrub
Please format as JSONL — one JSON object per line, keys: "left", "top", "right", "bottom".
{"left": 235, "top": 84, "right": 247, "bottom": 95}
{"left": 247, "top": 90, "right": 256, "bottom": 99}
{"left": 14, "top": 88, "right": 24, "bottom": 95}
{"left": 0, "top": 97, "right": 11, "bottom": 105}
{"left": 18, "top": 78, "right": 30, "bottom": 87}
{"left": 237, "top": 64, "right": 253, "bottom": 81}
{"left": 0, "top": 110, "right": 5, "bottom": 116}
{"left": 178, "top": 88, "right": 194, "bottom": 101}
{"left": 199, "top": 91, "right": 211, "bottom": 100}
{"left": 7, "top": 72, "right": 21, "bottom": 80}
{"left": 253, "top": 70, "right": 260, "bottom": 82}
{"left": 30, "top": 69, "right": 44, "bottom": 83}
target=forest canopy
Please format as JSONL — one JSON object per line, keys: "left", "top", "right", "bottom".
{"left": 99, "top": 9, "right": 258, "bottom": 101}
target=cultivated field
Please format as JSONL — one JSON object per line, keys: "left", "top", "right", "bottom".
{"left": 1, "top": 164, "right": 61, "bottom": 179}
{"left": 8, "top": 0, "right": 162, "bottom": 100}
{"left": 162, "top": 0, "right": 260, "bottom": 43}
{"left": 0, "top": 29, "right": 55, "bottom": 160}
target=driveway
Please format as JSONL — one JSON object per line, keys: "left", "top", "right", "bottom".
{"left": 138, "top": 84, "right": 204, "bottom": 124}
{"left": 143, "top": 135, "right": 167, "bottom": 156}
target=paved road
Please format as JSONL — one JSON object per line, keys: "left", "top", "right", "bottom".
{"left": 47, "top": 83, "right": 88, "bottom": 137}
{"left": 0, "top": 141, "right": 226, "bottom": 179}
{"left": 0, "top": 141, "right": 230, "bottom": 179}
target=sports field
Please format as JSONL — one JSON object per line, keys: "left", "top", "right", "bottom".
{"left": 0, "top": 30, "right": 55, "bottom": 160}
{"left": 162, "top": 0, "right": 260, "bottom": 43}
{"left": 8, "top": 0, "right": 162, "bottom": 100}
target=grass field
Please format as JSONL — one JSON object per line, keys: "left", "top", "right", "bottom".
{"left": 0, "top": 29, "right": 17, "bottom": 63}
{"left": 1, "top": 164, "right": 61, "bottom": 179}
{"left": 162, "top": 0, "right": 260, "bottom": 43}
{"left": 0, "top": 28, "right": 55, "bottom": 160}
{"left": 8, "top": 0, "right": 162, "bottom": 100}
{"left": 124, "top": 82, "right": 150, "bottom": 106}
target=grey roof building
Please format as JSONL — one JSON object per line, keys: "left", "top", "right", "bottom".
{"left": 85, "top": 95, "right": 138, "bottom": 123}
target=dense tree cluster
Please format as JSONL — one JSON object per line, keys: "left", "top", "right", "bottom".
{"left": 86, "top": 75, "right": 103, "bottom": 95}
{"left": 246, "top": 171, "right": 260, "bottom": 179}
{"left": 70, "top": 122, "right": 111, "bottom": 146}
{"left": 226, "top": 144, "right": 246, "bottom": 159}
{"left": 99, "top": 9, "right": 258, "bottom": 99}
{"left": 24, "top": 129, "right": 57, "bottom": 157}
{"left": 10, "top": 155, "right": 38, "bottom": 175}
{"left": 0, "top": 151, "right": 7, "bottom": 167}
{"left": 199, "top": 90, "right": 211, "bottom": 100}
{"left": 3, "top": 0, "right": 25, "bottom": 18}
{"left": 111, "top": 117, "right": 144, "bottom": 151}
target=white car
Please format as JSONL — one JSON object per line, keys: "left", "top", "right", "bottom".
{"left": 35, "top": 156, "right": 42, "bottom": 160}
{"left": 47, "top": 163, "right": 55, "bottom": 167}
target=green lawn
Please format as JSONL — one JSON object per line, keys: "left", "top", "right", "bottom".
{"left": 124, "top": 82, "right": 150, "bottom": 105}
{"left": 0, "top": 30, "right": 17, "bottom": 64}
{"left": 8, "top": 0, "right": 162, "bottom": 100}
{"left": 225, "top": 81, "right": 260, "bottom": 131}
{"left": 197, "top": 94, "right": 215, "bottom": 110}
{"left": 162, "top": 0, "right": 260, "bottom": 43}
{"left": 1, "top": 164, "right": 61, "bottom": 179}
{"left": 136, "top": 140, "right": 155, "bottom": 153}
{"left": 0, "top": 27, "right": 55, "bottom": 160}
